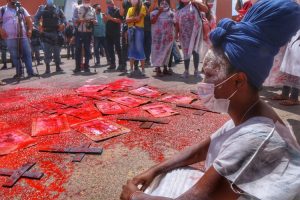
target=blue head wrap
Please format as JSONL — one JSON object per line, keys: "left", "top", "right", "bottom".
{"left": 210, "top": 0, "right": 300, "bottom": 89}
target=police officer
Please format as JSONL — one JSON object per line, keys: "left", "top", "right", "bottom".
{"left": 34, "top": 0, "right": 66, "bottom": 74}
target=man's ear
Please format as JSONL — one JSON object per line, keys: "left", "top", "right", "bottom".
{"left": 235, "top": 72, "right": 248, "bottom": 88}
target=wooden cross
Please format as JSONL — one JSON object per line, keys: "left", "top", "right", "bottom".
{"left": 39, "top": 143, "right": 103, "bottom": 162}
{"left": 176, "top": 103, "right": 211, "bottom": 116}
{"left": 117, "top": 116, "right": 170, "bottom": 129}
{"left": 1, "top": 162, "right": 43, "bottom": 188}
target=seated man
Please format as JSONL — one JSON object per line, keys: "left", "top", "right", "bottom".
{"left": 120, "top": 0, "right": 300, "bottom": 199}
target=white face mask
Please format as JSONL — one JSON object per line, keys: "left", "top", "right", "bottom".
{"left": 197, "top": 74, "right": 238, "bottom": 113}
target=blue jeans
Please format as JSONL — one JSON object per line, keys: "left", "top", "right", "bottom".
{"left": 128, "top": 27, "right": 145, "bottom": 61}
{"left": 144, "top": 30, "right": 151, "bottom": 62}
{"left": 6, "top": 38, "right": 34, "bottom": 76}
{"left": 94, "top": 36, "right": 108, "bottom": 64}
{"left": 75, "top": 32, "right": 92, "bottom": 69}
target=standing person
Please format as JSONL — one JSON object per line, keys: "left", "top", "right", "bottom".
{"left": 175, "top": 0, "right": 208, "bottom": 78}
{"left": 121, "top": 0, "right": 133, "bottom": 72}
{"left": 65, "top": 21, "right": 75, "bottom": 60}
{"left": 35, "top": 0, "right": 66, "bottom": 74}
{"left": 143, "top": 0, "right": 152, "bottom": 67}
{"left": 150, "top": 0, "right": 175, "bottom": 76}
{"left": 31, "top": 24, "right": 42, "bottom": 66}
{"left": 93, "top": 4, "right": 108, "bottom": 66}
{"left": 73, "top": 0, "right": 97, "bottom": 73}
{"left": 271, "top": 30, "right": 300, "bottom": 106}
{"left": 0, "top": 0, "right": 37, "bottom": 79}
{"left": 105, "top": 0, "right": 124, "bottom": 71}
{"left": 126, "top": 0, "right": 147, "bottom": 76}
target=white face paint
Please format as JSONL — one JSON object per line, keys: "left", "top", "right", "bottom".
{"left": 202, "top": 49, "right": 231, "bottom": 84}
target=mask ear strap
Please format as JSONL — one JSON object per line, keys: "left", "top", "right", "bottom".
{"left": 215, "top": 73, "right": 238, "bottom": 88}
{"left": 227, "top": 89, "right": 238, "bottom": 100}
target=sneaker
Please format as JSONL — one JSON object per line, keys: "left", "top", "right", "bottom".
{"left": 1, "top": 65, "right": 7, "bottom": 70}
{"left": 73, "top": 68, "right": 81, "bottom": 73}
{"left": 141, "top": 69, "right": 146, "bottom": 76}
{"left": 28, "top": 73, "right": 39, "bottom": 78}
{"left": 116, "top": 66, "right": 126, "bottom": 72}
{"left": 84, "top": 68, "right": 91, "bottom": 73}
{"left": 128, "top": 69, "right": 134, "bottom": 76}
{"left": 107, "top": 65, "right": 116, "bottom": 70}
{"left": 0, "top": 81, "right": 5, "bottom": 86}
{"left": 181, "top": 71, "right": 189, "bottom": 78}
{"left": 194, "top": 70, "right": 201, "bottom": 78}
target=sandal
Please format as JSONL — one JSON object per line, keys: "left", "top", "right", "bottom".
{"left": 163, "top": 68, "right": 172, "bottom": 75}
{"left": 279, "top": 99, "right": 300, "bottom": 106}
{"left": 156, "top": 68, "right": 163, "bottom": 77}
{"left": 271, "top": 94, "right": 289, "bottom": 101}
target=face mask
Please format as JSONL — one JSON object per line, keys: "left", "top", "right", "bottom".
{"left": 131, "top": 0, "right": 139, "bottom": 6}
{"left": 197, "top": 74, "right": 238, "bottom": 113}
{"left": 47, "top": 0, "right": 54, "bottom": 5}
{"left": 160, "top": 1, "right": 170, "bottom": 11}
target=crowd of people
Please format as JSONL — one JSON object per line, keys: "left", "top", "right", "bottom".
{"left": 0, "top": 0, "right": 215, "bottom": 80}
{"left": 0, "top": 0, "right": 299, "bottom": 106}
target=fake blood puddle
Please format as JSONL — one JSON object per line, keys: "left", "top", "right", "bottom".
{"left": 0, "top": 79, "right": 229, "bottom": 199}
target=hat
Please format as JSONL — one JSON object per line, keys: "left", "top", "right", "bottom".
{"left": 210, "top": 0, "right": 300, "bottom": 88}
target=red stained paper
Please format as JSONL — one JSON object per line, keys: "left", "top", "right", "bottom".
{"left": 72, "top": 118, "right": 130, "bottom": 142}
{"left": 107, "top": 79, "right": 135, "bottom": 91}
{"left": 0, "top": 129, "right": 36, "bottom": 155}
{"left": 95, "top": 101, "right": 126, "bottom": 115}
{"left": 76, "top": 85, "right": 108, "bottom": 93}
{"left": 142, "top": 104, "right": 179, "bottom": 118}
{"left": 31, "top": 114, "right": 71, "bottom": 137}
{"left": 129, "top": 86, "right": 163, "bottom": 98}
{"left": 63, "top": 103, "right": 102, "bottom": 120}
{"left": 55, "top": 95, "right": 88, "bottom": 107}
{"left": 109, "top": 96, "right": 150, "bottom": 108}
{"left": 30, "top": 101, "right": 63, "bottom": 114}
{"left": 159, "top": 95, "right": 195, "bottom": 104}
{"left": 78, "top": 90, "right": 113, "bottom": 100}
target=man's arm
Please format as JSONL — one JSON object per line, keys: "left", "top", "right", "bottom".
{"left": 34, "top": 6, "right": 43, "bottom": 26}
{"left": 25, "top": 16, "right": 33, "bottom": 38}
{"left": 124, "top": 167, "right": 239, "bottom": 200}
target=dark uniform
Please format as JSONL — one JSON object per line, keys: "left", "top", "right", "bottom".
{"left": 34, "top": 4, "right": 66, "bottom": 74}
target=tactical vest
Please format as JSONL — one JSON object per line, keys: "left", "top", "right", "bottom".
{"left": 41, "top": 5, "right": 60, "bottom": 32}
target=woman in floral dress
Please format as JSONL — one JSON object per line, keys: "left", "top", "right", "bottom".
{"left": 150, "top": 0, "right": 175, "bottom": 76}
{"left": 175, "top": 0, "right": 208, "bottom": 78}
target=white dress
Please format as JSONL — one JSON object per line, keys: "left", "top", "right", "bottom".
{"left": 150, "top": 9, "right": 175, "bottom": 67}
{"left": 146, "top": 117, "right": 300, "bottom": 200}
{"left": 175, "top": 3, "right": 203, "bottom": 60}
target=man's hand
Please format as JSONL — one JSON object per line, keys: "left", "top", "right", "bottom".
{"left": 58, "top": 24, "right": 65, "bottom": 32}
{"left": 27, "top": 30, "right": 32, "bottom": 38}
{"left": 131, "top": 168, "right": 157, "bottom": 192}
{"left": 0, "top": 29, "right": 8, "bottom": 39}
{"left": 120, "top": 180, "right": 140, "bottom": 200}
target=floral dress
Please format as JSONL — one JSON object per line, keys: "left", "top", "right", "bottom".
{"left": 150, "top": 9, "right": 175, "bottom": 67}
{"left": 175, "top": 3, "right": 203, "bottom": 60}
